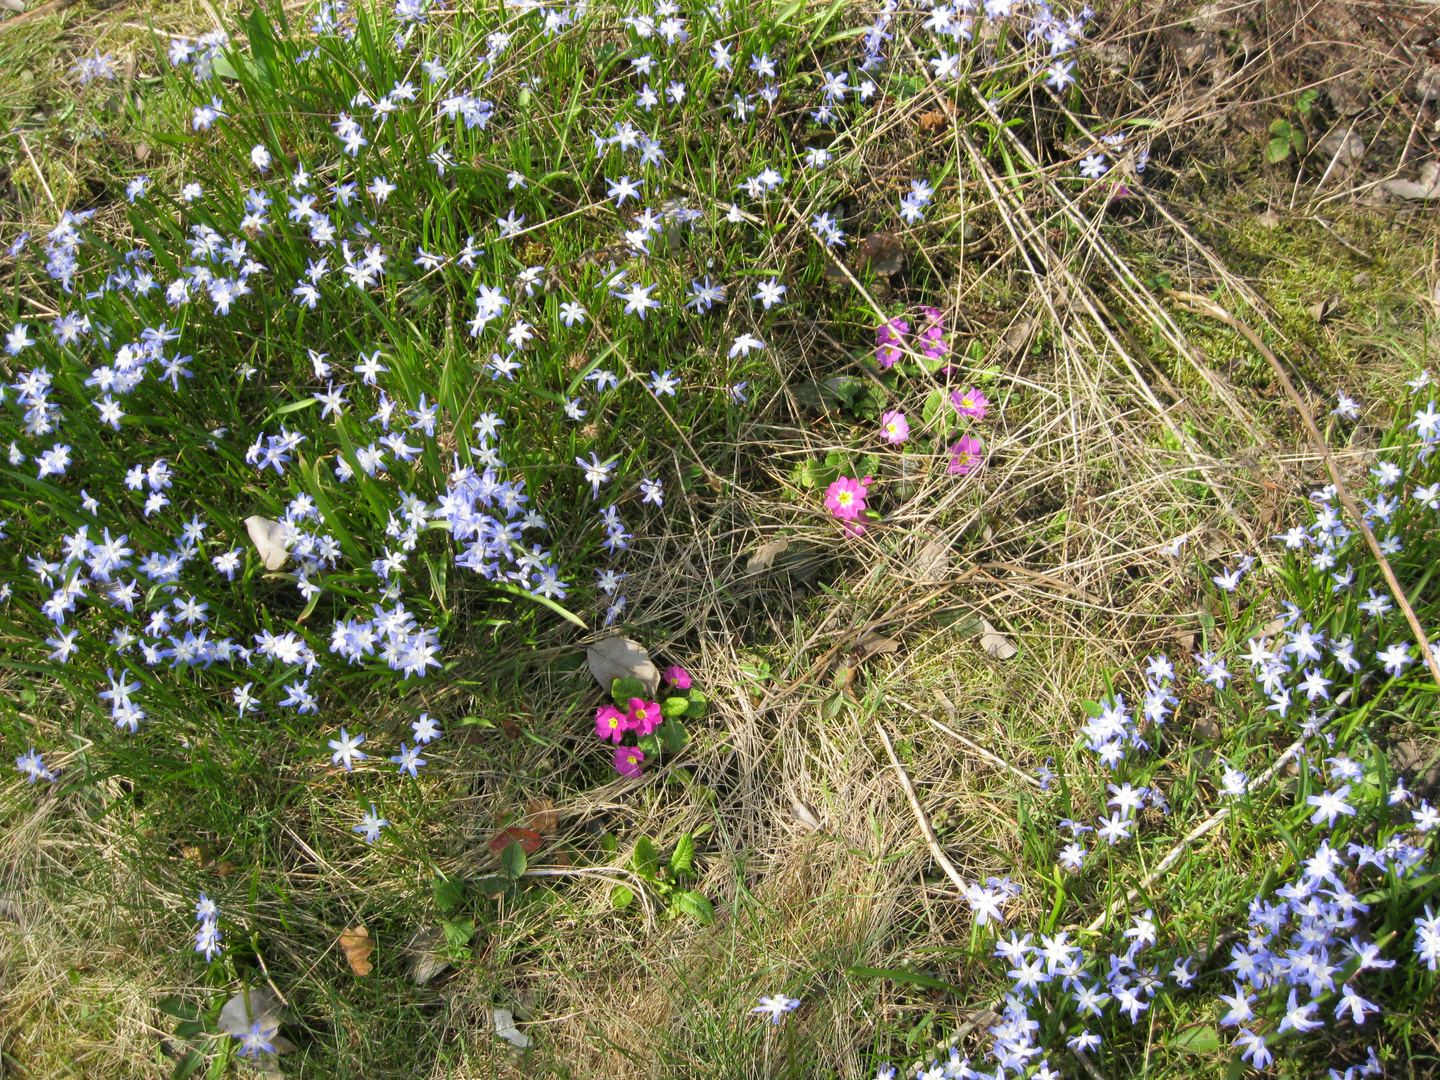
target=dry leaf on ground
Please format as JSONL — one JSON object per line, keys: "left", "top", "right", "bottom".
{"left": 978, "top": 618, "right": 1019, "bottom": 659}
{"left": 852, "top": 631, "right": 900, "bottom": 662}
{"left": 244, "top": 515, "right": 292, "bottom": 571}
{"left": 1193, "top": 716, "right": 1221, "bottom": 740}
{"left": 404, "top": 926, "right": 450, "bottom": 987}
{"left": 586, "top": 636, "right": 659, "bottom": 696}
{"left": 858, "top": 232, "right": 904, "bottom": 275}
{"left": 489, "top": 827, "right": 543, "bottom": 854}
{"left": 790, "top": 799, "right": 822, "bottom": 831}
{"left": 524, "top": 797, "right": 560, "bottom": 836}
{"left": 217, "top": 987, "right": 296, "bottom": 1052}
{"left": 493, "top": 1007, "right": 531, "bottom": 1049}
{"left": 339, "top": 925, "right": 375, "bottom": 976}
{"left": 1381, "top": 161, "right": 1440, "bottom": 201}
{"left": 746, "top": 537, "right": 789, "bottom": 573}
{"left": 917, "top": 109, "right": 950, "bottom": 134}
{"left": 913, "top": 535, "right": 951, "bottom": 581}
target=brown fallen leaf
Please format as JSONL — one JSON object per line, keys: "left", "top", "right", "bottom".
{"left": 489, "top": 827, "right": 543, "bottom": 855}
{"left": 858, "top": 232, "right": 904, "bottom": 276}
{"left": 500, "top": 715, "right": 522, "bottom": 739}
{"left": 524, "top": 797, "right": 559, "bottom": 836}
{"left": 913, "top": 535, "right": 951, "bottom": 581}
{"left": 1000, "top": 319, "right": 1035, "bottom": 359}
{"left": 746, "top": 537, "right": 790, "bottom": 574}
{"left": 340, "top": 925, "right": 375, "bottom": 976}
{"left": 790, "top": 799, "right": 822, "bottom": 831}
{"left": 917, "top": 110, "right": 950, "bottom": 135}
{"left": 852, "top": 631, "right": 900, "bottom": 662}
{"left": 1381, "top": 161, "right": 1440, "bottom": 201}
{"left": 1193, "top": 716, "right": 1221, "bottom": 741}
{"left": 244, "top": 515, "right": 292, "bottom": 571}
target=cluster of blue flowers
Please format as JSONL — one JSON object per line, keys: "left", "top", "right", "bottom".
{"left": 194, "top": 892, "right": 223, "bottom": 962}
{"left": 914, "top": 658, "right": 1435, "bottom": 1079}
{"left": 21, "top": 0, "right": 1101, "bottom": 769}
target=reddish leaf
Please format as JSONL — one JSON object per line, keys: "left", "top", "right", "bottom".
{"left": 488, "top": 827, "right": 543, "bottom": 855}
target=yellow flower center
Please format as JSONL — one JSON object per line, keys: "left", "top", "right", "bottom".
{"left": 836, "top": 491, "right": 853, "bottom": 507}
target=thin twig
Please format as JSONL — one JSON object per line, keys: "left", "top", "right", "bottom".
{"left": 875, "top": 721, "right": 969, "bottom": 898}
{"left": 0, "top": 0, "right": 74, "bottom": 35}
{"left": 1167, "top": 290, "right": 1440, "bottom": 691}
{"left": 978, "top": 561, "right": 1100, "bottom": 605}
{"left": 1074, "top": 1049, "right": 1109, "bottom": 1080}
{"left": 925, "top": 716, "right": 1044, "bottom": 790}
{"left": 1309, "top": 215, "right": 1374, "bottom": 262}
{"left": 17, "top": 132, "right": 57, "bottom": 214}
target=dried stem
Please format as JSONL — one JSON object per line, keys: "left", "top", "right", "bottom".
{"left": 875, "top": 721, "right": 969, "bottom": 898}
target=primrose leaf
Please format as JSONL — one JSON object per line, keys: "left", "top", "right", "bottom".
{"left": 499, "top": 840, "right": 528, "bottom": 880}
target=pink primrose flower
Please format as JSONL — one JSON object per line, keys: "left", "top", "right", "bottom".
{"left": 824, "top": 475, "right": 871, "bottom": 521}
{"left": 877, "top": 317, "right": 910, "bottom": 344}
{"left": 950, "top": 387, "right": 989, "bottom": 420}
{"left": 613, "top": 745, "right": 645, "bottom": 778}
{"left": 595, "top": 705, "right": 627, "bottom": 744}
{"left": 663, "top": 664, "right": 692, "bottom": 689}
{"left": 627, "top": 697, "right": 662, "bottom": 736}
{"left": 947, "top": 436, "right": 983, "bottom": 475}
{"left": 880, "top": 410, "right": 910, "bottom": 445}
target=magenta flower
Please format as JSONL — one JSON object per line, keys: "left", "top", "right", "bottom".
{"left": 824, "top": 475, "right": 871, "bottom": 520}
{"left": 595, "top": 705, "right": 627, "bottom": 743}
{"left": 826, "top": 474, "right": 873, "bottom": 537}
{"left": 614, "top": 745, "right": 645, "bottom": 778}
{"left": 950, "top": 387, "right": 989, "bottom": 419}
{"left": 627, "top": 697, "right": 662, "bottom": 736}
{"left": 875, "top": 317, "right": 910, "bottom": 369}
{"left": 947, "top": 436, "right": 983, "bottom": 475}
{"left": 663, "top": 665, "right": 692, "bottom": 689}
{"left": 878, "top": 317, "right": 910, "bottom": 343}
{"left": 880, "top": 410, "right": 910, "bottom": 445}
{"left": 920, "top": 315, "right": 949, "bottom": 358}
{"left": 920, "top": 306, "right": 945, "bottom": 327}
